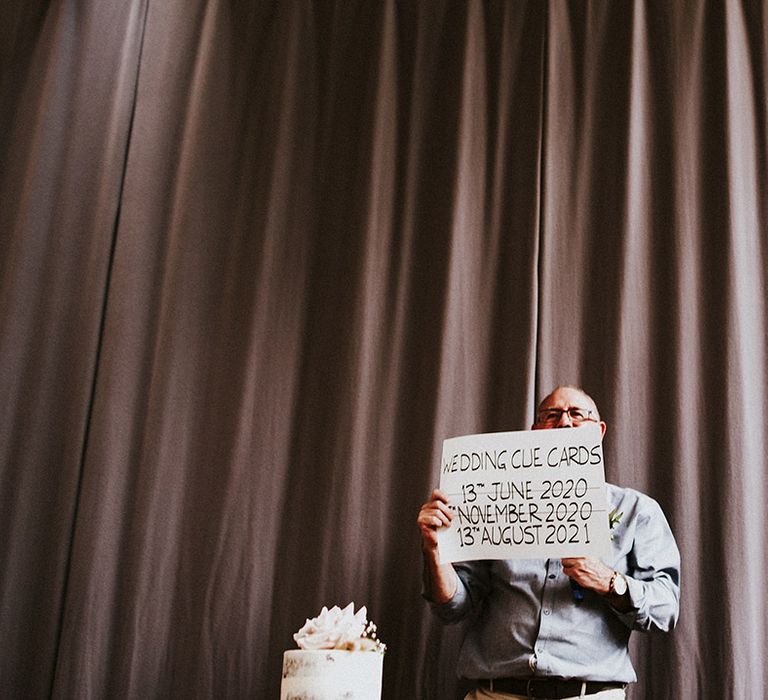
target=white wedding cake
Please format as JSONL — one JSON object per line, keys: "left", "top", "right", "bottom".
{"left": 280, "top": 603, "right": 386, "bottom": 700}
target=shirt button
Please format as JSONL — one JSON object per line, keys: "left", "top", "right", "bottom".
{"left": 543, "top": 609, "right": 551, "bottom": 615}
{"left": 548, "top": 574, "right": 556, "bottom": 579}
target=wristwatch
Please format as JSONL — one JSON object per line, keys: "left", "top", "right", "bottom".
{"left": 609, "top": 571, "right": 628, "bottom": 596}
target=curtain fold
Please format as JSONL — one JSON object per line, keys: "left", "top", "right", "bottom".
{"left": 0, "top": 2, "right": 148, "bottom": 697}
{"left": 1, "top": 2, "right": 766, "bottom": 698}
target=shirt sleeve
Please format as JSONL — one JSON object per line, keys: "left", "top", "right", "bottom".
{"left": 428, "top": 560, "right": 493, "bottom": 624}
{"left": 612, "top": 496, "right": 681, "bottom": 632}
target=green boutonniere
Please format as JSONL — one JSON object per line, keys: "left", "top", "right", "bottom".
{"left": 608, "top": 507, "right": 624, "bottom": 540}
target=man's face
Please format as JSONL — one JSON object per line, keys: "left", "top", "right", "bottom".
{"left": 532, "top": 387, "right": 607, "bottom": 439}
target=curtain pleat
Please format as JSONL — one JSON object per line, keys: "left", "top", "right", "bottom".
{"left": 1, "top": 2, "right": 766, "bottom": 698}
{"left": 0, "top": 2, "right": 149, "bottom": 697}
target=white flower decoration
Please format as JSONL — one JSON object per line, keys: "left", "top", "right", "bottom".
{"left": 293, "top": 603, "right": 368, "bottom": 650}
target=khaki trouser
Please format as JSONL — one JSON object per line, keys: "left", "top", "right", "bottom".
{"left": 465, "top": 686, "right": 626, "bottom": 700}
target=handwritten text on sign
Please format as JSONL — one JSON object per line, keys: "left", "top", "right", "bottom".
{"left": 437, "top": 424, "right": 610, "bottom": 563}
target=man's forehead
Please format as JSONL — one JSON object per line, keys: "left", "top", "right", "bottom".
{"left": 540, "top": 387, "right": 594, "bottom": 408}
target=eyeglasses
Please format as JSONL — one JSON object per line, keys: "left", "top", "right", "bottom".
{"left": 536, "top": 407, "right": 597, "bottom": 426}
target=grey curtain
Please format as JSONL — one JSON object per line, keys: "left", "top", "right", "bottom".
{"left": 1, "top": 1, "right": 766, "bottom": 698}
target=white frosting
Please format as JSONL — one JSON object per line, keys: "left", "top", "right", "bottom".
{"left": 280, "top": 650, "right": 383, "bottom": 700}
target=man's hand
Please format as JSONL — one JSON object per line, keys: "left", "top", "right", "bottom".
{"left": 417, "top": 489, "right": 453, "bottom": 552}
{"left": 418, "top": 489, "right": 458, "bottom": 603}
{"left": 561, "top": 557, "right": 614, "bottom": 594}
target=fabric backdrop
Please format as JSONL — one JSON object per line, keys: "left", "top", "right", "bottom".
{"left": 1, "top": 1, "right": 766, "bottom": 698}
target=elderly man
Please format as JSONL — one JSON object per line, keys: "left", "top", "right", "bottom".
{"left": 418, "top": 386, "right": 680, "bottom": 700}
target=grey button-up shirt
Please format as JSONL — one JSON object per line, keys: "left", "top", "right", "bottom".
{"left": 431, "top": 484, "right": 681, "bottom": 683}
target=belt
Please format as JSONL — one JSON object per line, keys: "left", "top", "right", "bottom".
{"left": 477, "top": 677, "right": 626, "bottom": 698}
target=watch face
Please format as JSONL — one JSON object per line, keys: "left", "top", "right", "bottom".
{"left": 613, "top": 574, "right": 627, "bottom": 595}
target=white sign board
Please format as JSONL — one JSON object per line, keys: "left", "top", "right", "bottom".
{"left": 437, "top": 424, "right": 611, "bottom": 563}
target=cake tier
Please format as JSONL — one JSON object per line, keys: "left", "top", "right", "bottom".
{"left": 280, "top": 650, "right": 383, "bottom": 700}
